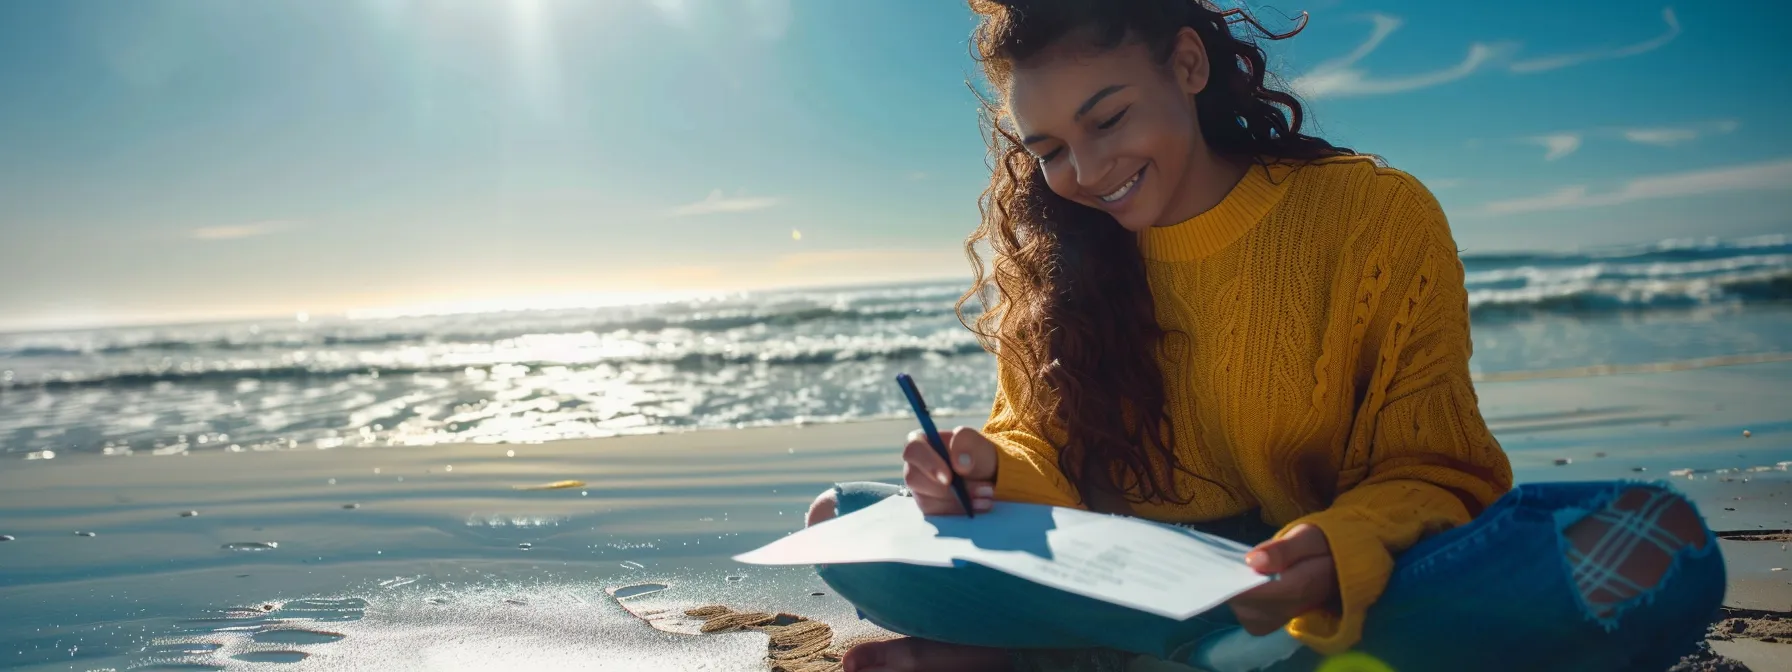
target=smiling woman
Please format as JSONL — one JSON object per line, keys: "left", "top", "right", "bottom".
{"left": 798, "top": 1, "right": 1730, "bottom": 671}
{"left": 962, "top": 0, "right": 1354, "bottom": 519}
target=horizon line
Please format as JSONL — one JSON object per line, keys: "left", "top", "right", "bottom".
{"left": 0, "top": 274, "right": 982, "bottom": 336}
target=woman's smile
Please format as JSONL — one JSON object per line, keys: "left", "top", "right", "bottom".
{"left": 1095, "top": 164, "right": 1146, "bottom": 207}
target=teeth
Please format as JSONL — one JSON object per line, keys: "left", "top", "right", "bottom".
{"left": 1100, "top": 171, "right": 1140, "bottom": 203}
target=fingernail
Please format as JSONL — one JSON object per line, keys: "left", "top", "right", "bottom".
{"left": 973, "top": 498, "right": 992, "bottom": 511}
{"left": 1245, "top": 551, "right": 1267, "bottom": 570}
{"left": 937, "top": 471, "right": 951, "bottom": 485}
{"left": 957, "top": 453, "right": 972, "bottom": 469}
{"left": 975, "top": 485, "right": 994, "bottom": 498}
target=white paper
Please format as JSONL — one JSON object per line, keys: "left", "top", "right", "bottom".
{"left": 733, "top": 495, "right": 1271, "bottom": 620}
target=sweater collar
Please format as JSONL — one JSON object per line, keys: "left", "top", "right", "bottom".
{"left": 1138, "top": 161, "right": 1294, "bottom": 262}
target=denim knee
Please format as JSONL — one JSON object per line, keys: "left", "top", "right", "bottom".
{"left": 830, "top": 481, "right": 906, "bottom": 517}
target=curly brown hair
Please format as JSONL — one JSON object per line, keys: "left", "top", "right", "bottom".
{"left": 958, "top": 0, "right": 1354, "bottom": 509}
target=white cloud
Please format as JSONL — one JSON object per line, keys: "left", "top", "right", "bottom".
{"left": 1526, "top": 133, "right": 1583, "bottom": 161}
{"left": 1509, "top": 7, "right": 1680, "bottom": 73}
{"left": 1505, "top": 119, "right": 1738, "bottom": 160}
{"left": 1621, "top": 119, "right": 1740, "bottom": 146}
{"left": 1469, "top": 157, "right": 1792, "bottom": 216}
{"left": 1293, "top": 8, "right": 1683, "bottom": 99}
{"left": 668, "top": 189, "right": 780, "bottom": 217}
{"left": 1622, "top": 127, "right": 1698, "bottom": 146}
{"left": 190, "top": 222, "right": 289, "bottom": 241}
{"left": 1290, "top": 14, "right": 1503, "bottom": 99}
{"left": 1312, "top": 13, "right": 1402, "bottom": 73}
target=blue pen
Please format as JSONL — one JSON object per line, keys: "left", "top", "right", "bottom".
{"left": 896, "top": 373, "right": 976, "bottom": 518}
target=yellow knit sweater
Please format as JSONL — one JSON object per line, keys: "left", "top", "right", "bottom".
{"left": 985, "top": 156, "right": 1514, "bottom": 654}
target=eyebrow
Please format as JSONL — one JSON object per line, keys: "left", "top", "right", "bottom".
{"left": 1020, "top": 84, "right": 1129, "bottom": 145}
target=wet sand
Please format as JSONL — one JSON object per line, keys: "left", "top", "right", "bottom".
{"left": 2, "top": 361, "right": 1790, "bottom": 671}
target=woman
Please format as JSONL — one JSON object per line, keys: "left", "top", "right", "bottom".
{"left": 805, "top": 1, "right": 1726, "bottom": 671}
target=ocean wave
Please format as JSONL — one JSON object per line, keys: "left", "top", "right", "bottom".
{"left": 3, "top": 236, "right": 1789, "bottom": 363}
{"left": 0, "top": 340, "right": 994, "bottom": 391}
{"left": 1455, "top": 235, "right": 1792, "bottom": 318}
{"left": 1467, "top": 268, "right": 1792, "bottom": 318}
{"left": 1461, "top": 233, "right": 1790, "bottom": 267}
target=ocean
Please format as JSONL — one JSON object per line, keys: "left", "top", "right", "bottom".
{"left": 3, "top": 234, "right": 1789, "bottom": 459}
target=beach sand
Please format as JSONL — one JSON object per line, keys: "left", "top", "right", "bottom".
{"left": 2, "top": 362, "right": 1790, "bottom": 671}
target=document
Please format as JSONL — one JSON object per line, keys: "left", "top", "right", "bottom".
{"left": 733, "top": 495, "right": 1271, "bottom": 620}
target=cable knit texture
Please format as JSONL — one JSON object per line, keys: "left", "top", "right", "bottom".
{"left": 984, "top": 156, "right": 1515, "bottom": 655}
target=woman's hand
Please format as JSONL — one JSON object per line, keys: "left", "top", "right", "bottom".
{"left": 1228, "top": 524, "right": 1340, "bottom": 635}
{"left": 901, "top": 427, "right": 998, "bottom": 516}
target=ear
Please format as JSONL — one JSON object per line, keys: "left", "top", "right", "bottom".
{"left": 1168, "top": 26, "right": 1211, "bottom": 97}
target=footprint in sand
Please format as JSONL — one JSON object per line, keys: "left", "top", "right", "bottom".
{"left": 611, "top": 583, "right": 668, "bottom": 599}
{"left": 140, "top": 597, "right": 367, "bottom": 668}
{"left": 607, "top": 583, "right": 888, "bottom": 672}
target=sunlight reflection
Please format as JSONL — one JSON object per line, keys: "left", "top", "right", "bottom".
{"left": 6, "top": 270, "right": 1791, "bottom": 459}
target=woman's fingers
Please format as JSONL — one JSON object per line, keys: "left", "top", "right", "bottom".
{"left": 1244, "top": 524, "right": 1329, "bottom": 574}
{"left": 945, "top": 427, "right": 999, "bottom": 480}
{"left": 964, "top": 479, "right": 994, "bottom": 513}
{"left": 1229, "top": 553, "right": 1338, "bottom": 635}
{"left": 901, "top": 428, "right": 998, "bottom": 516}
{"left": 904, "top": 473, "right": 994, "bottom": 515}
{"left": 901, "top": 433, "right": 951, "bottom": 490}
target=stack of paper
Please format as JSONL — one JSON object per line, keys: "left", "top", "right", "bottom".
{"left": 733, "top": 495, "right": 1270, "bottom": 620}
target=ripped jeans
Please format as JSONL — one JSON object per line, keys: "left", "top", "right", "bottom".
{"left": 815, "top": 481, "right": 1726, "bottom": 672}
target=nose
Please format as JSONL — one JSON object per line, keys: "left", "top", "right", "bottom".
{"left": 1069, "top": 145, "right": 1117, "bottom": 194}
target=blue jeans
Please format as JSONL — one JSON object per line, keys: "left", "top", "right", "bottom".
{"left": 815, "top": 481, "right": 1725, "bottom": 672}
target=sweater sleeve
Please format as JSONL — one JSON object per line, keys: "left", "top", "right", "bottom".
{"left": 1280, "top": 179, "right": 1516, "bottom": 654}
{"left": 983, "top": 350, "right": 1083, "bottom": 509}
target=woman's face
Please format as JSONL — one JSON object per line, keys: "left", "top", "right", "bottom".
{"left": 1006, "top": 29, "right": 1212, "bottom": 232}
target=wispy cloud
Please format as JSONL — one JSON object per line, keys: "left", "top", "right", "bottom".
{"left": 1510, "top": 119, "right": 1738, "bottom": 160}
{"left": 1526, "top": 133, "right": 1584, "bottom": 161}
{"left": 667, "top": 189, "right": 781, "bottom": 217}
{"left": 1294, "top": 8, "right": 1681, "bottom": 99}
{"left": 190, "top": 221, "right": 289, "bottom": 241}
{"left": 1291, "top": 14, "right": 1504, "bottom": 99}
{"left": 1509, "top": 8, "right": 1681, "bottom": 73}
{"left": 1468, "top": 157, "right": 1792, "bottom": 216}
{"left": 1621, "top": 119, "right": 1739, "bottom": 146}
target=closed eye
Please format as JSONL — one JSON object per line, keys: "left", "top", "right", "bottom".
{"left": 1038, "top": 147, "right": 1063, "bottom": 164}
{"left": 1096, "top": 107, "right": 1129, "bottom": 130}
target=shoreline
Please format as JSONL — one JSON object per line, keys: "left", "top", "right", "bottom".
{"left": 11, "top": 349, "right": 1792, "bottom": 463}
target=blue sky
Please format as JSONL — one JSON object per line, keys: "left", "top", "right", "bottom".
{"left": 1, "top": 0, "right": 1788, "bottom": 330}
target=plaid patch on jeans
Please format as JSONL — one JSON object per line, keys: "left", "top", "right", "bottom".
{"left": 1564, "top": 487, "right": 1693, "bottom": 616}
